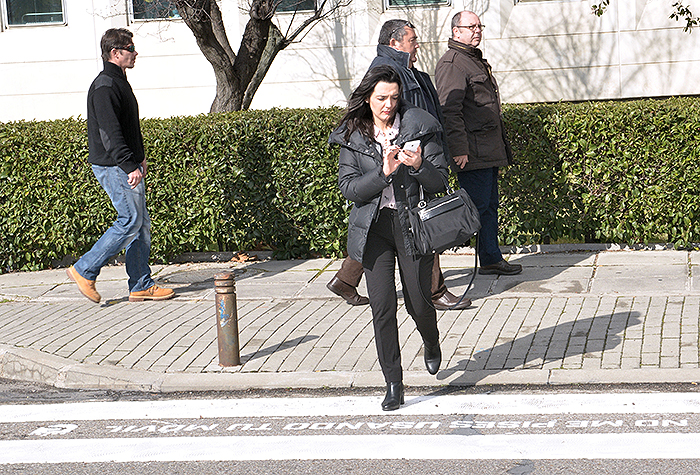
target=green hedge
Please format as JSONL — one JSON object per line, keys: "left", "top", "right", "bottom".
{"left": 500, "top": 97, "right": 700, "bottom": 246}
{"left": 1, "top": 98, "right": 699, "bottom": 272}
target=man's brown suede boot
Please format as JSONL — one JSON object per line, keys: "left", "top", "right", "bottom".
{"left": 66, "top": 266, "right": 101, "bottom": 303}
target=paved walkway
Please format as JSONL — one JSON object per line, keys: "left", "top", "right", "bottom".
{"left": 2, "top": 247, "right": 700, "bottom": 392}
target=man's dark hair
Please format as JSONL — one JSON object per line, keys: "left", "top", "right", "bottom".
{"left": 378, "top": 19, "right": 415, "bottom": 45}
{"left": 451, "top": 12, "right": 463, "bottom": 30}
{"left": 339, "top": 65, "right": 403, "bottom": 141}
{"left": 100, "top": 28, "right": 134, "bottom": 62}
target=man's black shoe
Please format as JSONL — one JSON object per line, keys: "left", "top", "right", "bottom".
{"left": 326, "top": 276, "right": 369, "bottom": 306}
{"left": 432, "top": 291, "right": 471, "bottom": 310}
{"left": 479, "top": 260, "right": 523, "bottom": 275}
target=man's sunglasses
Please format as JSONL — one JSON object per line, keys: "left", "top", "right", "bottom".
{"left": 115, "top": 45, "right": 136, "bottom": 53}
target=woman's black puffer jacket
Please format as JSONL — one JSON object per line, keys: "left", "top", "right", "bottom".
{"left": 330, "top": 101, "right": 449, "bottom": 263}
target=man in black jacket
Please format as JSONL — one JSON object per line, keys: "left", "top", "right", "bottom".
{"left": 327, "top": 19, "right": 472, "bottom": 311}
{"left": 66, "top": 28, "right": 174, "bottom": 304}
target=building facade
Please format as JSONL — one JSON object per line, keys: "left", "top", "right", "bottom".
{"left": 0, "top": 0, "right": 698, "bottom": 122}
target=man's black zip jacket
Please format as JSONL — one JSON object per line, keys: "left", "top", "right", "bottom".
{"left": 86, "top": 61, "right": 144, "bottom": 175}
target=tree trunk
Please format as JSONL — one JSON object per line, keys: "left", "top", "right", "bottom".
{"left": 242, "top": 24, "right": 286, "bottom": 110}
{"left": 174, "top": 0, "right": 347, "bottom": 112}
{"left": 175, "top": 0, "right": 273, "bottom": 112}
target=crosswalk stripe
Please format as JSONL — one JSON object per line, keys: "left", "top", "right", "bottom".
{"left": 2, "top": 433, "right": 700, "bottom": 463}
{"left": 3, "top": 393, "right": 700, "bottom": 422}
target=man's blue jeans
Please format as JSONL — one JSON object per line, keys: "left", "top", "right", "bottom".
{"left": 457, "top": 167, "right": 504, "bottom": 267}
{"left": 73, "top": 165, "right": 155, "bottom": 292}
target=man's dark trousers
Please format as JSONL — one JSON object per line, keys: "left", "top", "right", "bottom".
{"left": 458, "top": 167, "right": 504, "bottom": 267}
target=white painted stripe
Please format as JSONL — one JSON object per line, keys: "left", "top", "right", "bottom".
{"left": 2, "top": 433, "right": 700, "bottom": 463}
{"left": 2, "top": 393, "right": 700, "bottom": 423}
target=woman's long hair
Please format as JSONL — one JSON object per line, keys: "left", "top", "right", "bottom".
{"left": 340, "top": 65, "right": 403, "bottom": 141}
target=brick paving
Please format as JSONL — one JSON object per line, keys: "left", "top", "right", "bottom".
{"left": 1, "top": 248, "right": 700, "bottom": 390}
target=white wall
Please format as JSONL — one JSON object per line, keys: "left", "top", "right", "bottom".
{"left": 485, "top": 0, "right": 700, "bottom": 102}
{"left": 0, "top": 0, "right": 698, "bottom": 122}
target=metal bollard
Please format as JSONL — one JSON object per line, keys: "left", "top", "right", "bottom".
{"left": 214, "top": 271, "right": 240, "bottom": 366}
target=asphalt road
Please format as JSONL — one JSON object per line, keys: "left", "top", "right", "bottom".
{"left": 2, "top": 379, "right": 700, "bottom": 474}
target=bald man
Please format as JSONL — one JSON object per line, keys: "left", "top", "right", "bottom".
{"left": 435, "top": 11, "right": 522, "bottom": 276}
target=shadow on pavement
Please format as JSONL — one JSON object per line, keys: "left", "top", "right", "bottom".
{"left": 440, "top": 251, "right": 596, "bottom": 298}
{"left": 435, "top": 311, "right": 642, "bottom": 385}
{"left": 240, "top": 335, "right": 320, "bottom": 364}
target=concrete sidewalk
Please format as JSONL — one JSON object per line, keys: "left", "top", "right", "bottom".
{"left": 2, "top": 247, "right": 700, "bottom": 392}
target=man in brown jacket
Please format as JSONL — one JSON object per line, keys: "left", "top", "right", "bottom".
{"left": 435, "top": 11, "right": 522, "bottom": 275}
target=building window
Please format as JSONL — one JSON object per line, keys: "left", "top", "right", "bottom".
{"left": 131, "top": 0, "right": 180, "bottom": 21}
{"left": 386, "top": 0, "right": 449, "bottom": 6}
{"left": 4, "top": 0, "right": 65, "bottom": 25}
{"left": 276, "top": 0, "right": 315, "bottom": 13}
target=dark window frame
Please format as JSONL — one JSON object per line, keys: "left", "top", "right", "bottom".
{"left": 3, "top": 0, "right": 66, "bottom": 27}
{"left": 276, "top": 0, "right": 316, "bottom": 14}
{"left": 385, "top": 0, "right": 450, "bottom": 8}
{"left": 130, "top": 0, "right": 180, "bottom": 21}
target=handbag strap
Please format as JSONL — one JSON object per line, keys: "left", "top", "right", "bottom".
{"left": 415, "top": 236, "right": 479, "bottom": 311}
{"left": 417, "top": 175, "right": 454, "bottom": 206}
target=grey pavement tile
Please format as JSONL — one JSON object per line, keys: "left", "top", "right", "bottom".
{"left": 660, "top": 356, "right": 680, "bottom": 368}
{"left": 190, "top": 341, "right": 219, "bottom": 371}
{"left": 89, "top": 306, "right": 178, "bottom": 359}
{"left": 621, "top": 357, "right": 641, "bottom": 369}
{"left": 641, "top": 352, "right": 660, "bottom": 366}
{"left": 245, "top": 259, "right": 333, "bottom": 273}
{"left": 596, "top": 250, "right": 688, "bottom": 266}
{"left": 0, "top": 268, "right": 69, "bottom": 288}
{"left": 0, "top": 285, "right": 56, "bottom": 300}
{"left": 690, "top": 269, "right": 700, "bottom": 293}
{"left": 236, "top": 283, "right": 311, "bottom": 299}
{"left": 582, "top": 357, "right": 602, "bottom": 369}
{"left": 170, "top": 287, "right": 214, "bottom": 301}
{"left": 40, "top": 282, "right": 128, "bottom": 303}
{"left": 236, "top": 271, "right": 317, "bottom": 284}
{"left": 542, "top": 359, "right": 564, "bottom": 370}
{"left": 691, "top": 252, "right": 700, "bottom": 265}
{"left": 622, "top": 338, "right": 642, "bottom": 355}
{"left": 590, "top": 271, "right": 689, "bottom": 296}
{"left": 443, "top": 275, "right": 491, "bottom": 299}
{"left": 662, "top": 324, "right": 681, "bottom": 339}
{"left": 660, "top": 339, "right": 680, "bottom": 357}
{"left": 681, "top": 333, "right": 698, "bottom": 345}
{"left": 680, "top": 348, "right": 699, "bottom": 365}
{"left": 316, "top": 340, "right": 354, "bottom": 371}
{"left": 490, "top": 267, "right": 593, "bottom": 295}
{"left": 275, "top": 313, "right": 338, "bottom": 372}
{"left": 508, "top": 252, "right": 597, "bottom": 267}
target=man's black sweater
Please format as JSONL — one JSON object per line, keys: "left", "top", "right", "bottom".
{"left": 87, "top": 61, "right": 144, "bottom": 174}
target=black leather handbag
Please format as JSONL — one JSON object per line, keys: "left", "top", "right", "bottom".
{"left": 408, "top": 183, "right": 481, "bottom": 256}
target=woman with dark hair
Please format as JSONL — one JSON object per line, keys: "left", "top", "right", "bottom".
{"left": 330, "top": 65, "right": 449, "bottom": 410}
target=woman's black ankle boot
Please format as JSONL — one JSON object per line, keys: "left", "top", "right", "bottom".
{"left": 424, "top": 341, "right": 442, "bottom": 375}
{"left": 381, "top": 381, "right": 404, "bottom": 411}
